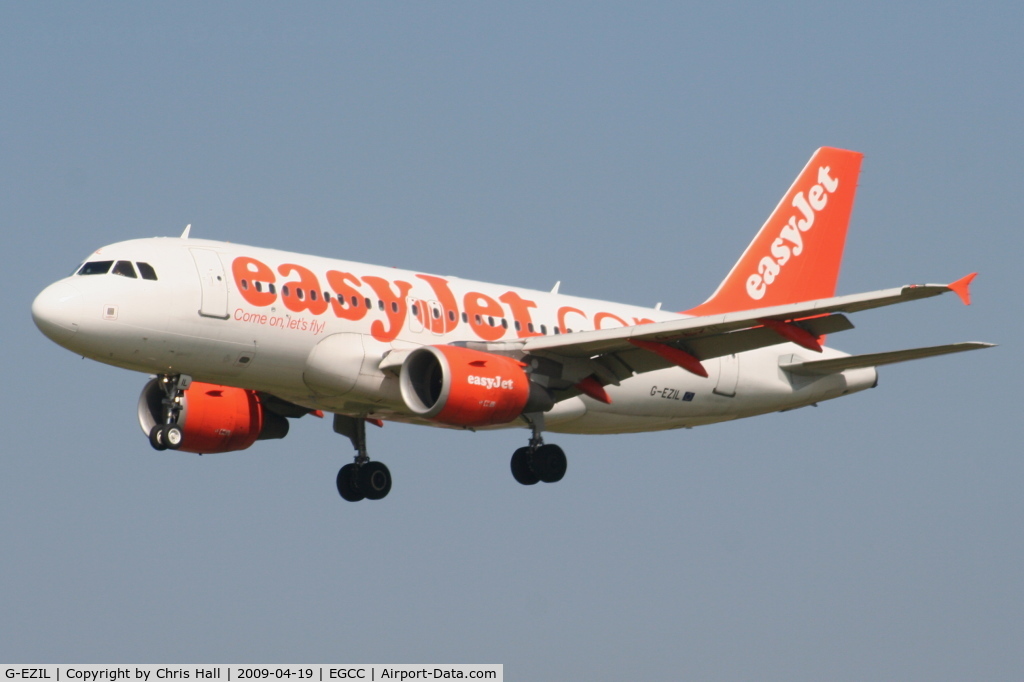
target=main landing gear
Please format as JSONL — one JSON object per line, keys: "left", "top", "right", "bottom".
{"left": 510, "top": 413, "right": 567, "bottom": 485}
{"left": 148, "top": 374, "right": 190, "bottom": 451}
{"left": 333, "top": 415, "right": 392, "bottom": 502}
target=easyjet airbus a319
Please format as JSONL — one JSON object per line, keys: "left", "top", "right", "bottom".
{"left": 32, "top": 148, "right": 992, "bottom": 501}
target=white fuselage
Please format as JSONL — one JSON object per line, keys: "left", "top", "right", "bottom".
{"left": 32, "top": 237, "right": 877, "bottom": 435}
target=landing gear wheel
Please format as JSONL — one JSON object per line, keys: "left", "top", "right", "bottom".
{"left": 359, "top": 461, "right": 392, "bottom": 500}
{"left": 149, "top": 425, "right": 168, "bottom": 451}
{"left": 532, "top": 444, "right": 567, "bottom": 483}
{"left": 337, "top": 463, "right": 365, "bottom": 502}
{"left": 163, "top": 424, "right": 184, "bottom": 450}
{"left": 511, "top": 447, "right": 540, "bottom": 485}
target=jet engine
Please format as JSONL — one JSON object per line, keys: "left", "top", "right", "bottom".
{"left": 399, "top": 345, "right": 553, "bottom": 427}
{"left": 138, "top": 379, "right": 289, "bottom": 454}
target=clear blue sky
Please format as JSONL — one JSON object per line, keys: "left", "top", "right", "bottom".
{"left": 3, "top": 3, "right": 1021, "bottom": 679}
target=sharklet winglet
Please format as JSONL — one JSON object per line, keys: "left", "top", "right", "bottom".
{"left": 947, "top": 272, "right": 977, "bottom": 306}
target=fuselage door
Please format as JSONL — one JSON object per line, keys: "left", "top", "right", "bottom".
{"left": 189, "top": 248, "right": 230, "bottom": 319}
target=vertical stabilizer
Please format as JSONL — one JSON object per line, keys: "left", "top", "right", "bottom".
{"left": 685, "top": 147, "right": 863, "bottom": 316}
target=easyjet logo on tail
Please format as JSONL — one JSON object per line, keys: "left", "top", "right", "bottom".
{"left": 746, "top": 165, "right": 840, "bottom": 301}
{"left": 683, "top": 147, "right": 863, "bottom": 318}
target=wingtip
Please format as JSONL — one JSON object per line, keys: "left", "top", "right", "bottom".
{"left": 948, "top": 272, "right": 977, "bottom": 305}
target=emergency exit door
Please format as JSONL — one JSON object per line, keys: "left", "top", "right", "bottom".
{"left": 189, "top": 248, "right": 230, "bottom": 319}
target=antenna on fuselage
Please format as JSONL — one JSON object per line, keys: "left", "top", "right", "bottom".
{"left": 551, "top": 281, "right": 561, "bottom": 294}
{"left": 180, "top": 224, "right": 192, "bottom": 239}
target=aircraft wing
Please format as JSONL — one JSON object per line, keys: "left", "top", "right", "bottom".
{"left": 524, "top": 279, "right": 971, "bottom": 357}
{"left": 474, "top": 275, "right": 983, "bottom": 397}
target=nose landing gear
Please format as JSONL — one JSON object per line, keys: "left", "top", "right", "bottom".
{"left": 148, "top": 374, "right": 191, "bottom": 451}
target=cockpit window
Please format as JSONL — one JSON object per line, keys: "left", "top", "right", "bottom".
{"left": 78, "top": 261, "right": 113, "bottom": 275}
{"left": 112, "top": 260, "right": 137, "bottom": 278}
{"left": 137, "top": 262, "right": 158, "bottom": 280}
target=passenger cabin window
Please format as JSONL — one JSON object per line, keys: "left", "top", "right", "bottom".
{"left": 78, "top": 261, "right": 113, "bottom": 275}
{"left": 136, "top": 262, "right": 158, "bottom": 280}
{"left": 112, "top": 261, "right": 137, "bottom": 278}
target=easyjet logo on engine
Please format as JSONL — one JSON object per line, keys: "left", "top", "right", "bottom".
{"left": 746, "top": 165, "right": 839, "bottom": 301}
{"left": 468, "top": 375, "right": 516, "bottom": 390}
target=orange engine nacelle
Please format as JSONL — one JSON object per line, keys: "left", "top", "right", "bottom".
{"left": 399, "top": 345, "right": 552, "bottom": 428}
{"left": 138, "top": 379, "right": 288, "bottom": 454}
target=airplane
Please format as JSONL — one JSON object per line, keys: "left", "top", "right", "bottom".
{"left": 31, "top": 147, "right": 993, "bottom": 501}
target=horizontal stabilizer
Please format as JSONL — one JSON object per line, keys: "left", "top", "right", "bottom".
{"left": 780, "top": 342, "right": 995, "bottom": 376}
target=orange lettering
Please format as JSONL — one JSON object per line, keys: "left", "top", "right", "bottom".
{"left": 326, "top": 270, "right": 368, "bottom": 321}
{"left": 464, "top": 292, "right": 506, "bottom": 341}
{"left": 557, "top": 306, "right": 587, "bottom": 334}
{"left": 408, "top": 298, "right": 430, "bottom": 331}
{"left": 594, "top": 312, "right": 628, "bottom": 329}
{"left": 278, "top": 263, "right": 328, "bottom": 315}
{"left": 232, "top": 257, "right": 276, "bottom": 307}
{"left": 499, "top": 291, "right": 541, "bottom": 338}
{"left": 363, "top": 276, "right": 413, "bottom": 342}
{"left": 416, "top": 274, "right": 460, "bottom": 333}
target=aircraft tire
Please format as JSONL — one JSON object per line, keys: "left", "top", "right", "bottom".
{"left": 533, "top": 444, "right": 567, "bottom": 483}
{"left": 359, "top": 461, "right": 392, "bottom": 500}
{"left": 164, "top": 424, "right": 184, "bottom": 450}
{"left": 337, "top": 464, "right": 365, "bottom": 502}
{"left": 149, "top": 425, "right": 169, "bottom": 451}
{"left": 510, "top": 447, "right": 540, "bottom": 485}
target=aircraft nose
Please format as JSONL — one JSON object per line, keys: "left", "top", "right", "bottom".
{"left": 32, "top": 281, "right": 83, "bottom": 345}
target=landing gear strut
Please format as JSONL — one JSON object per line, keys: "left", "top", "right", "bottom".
{"left": 511, "top": 413, "right": 567, "bottom": 485}
{"left": 333, "top": 414, "right": 392, "bottom": 502}
{"left": 148, "top": 374, "right": 191, "bottom": 451}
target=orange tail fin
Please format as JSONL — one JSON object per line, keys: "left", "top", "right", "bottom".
{"left": 685, "top": 147, "right": 863, "bottom": 316}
